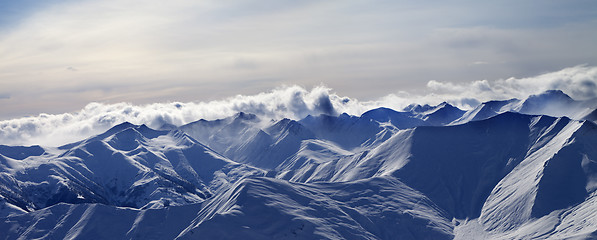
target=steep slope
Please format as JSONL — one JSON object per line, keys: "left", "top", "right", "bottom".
{"left": 2, "top": 93, "right": 597, "bottom": 239}
{"left": 361, "top": 107, "right": 425, "bottom": 129}
{"left": 361, "top": 102, "right": 466, "bottom": 129}
{"left": 390, "top": 113, "right": 533, "bottom": 219}
{"left": 0, "top": 123, "right": 264, "bottom": 212}
{"left": 451, "top": 99, "right": 520, "bottom": 124}
{"left": 0, "top": 177, "right": 454, "bottom": 240}
{"left": 0, "top": 203, "right": 202, "bottom": 239}
{"left": 453, "top": 90, "right": 597, "bottom": 125}
{"left": 180, "top": 113, "right": 386, "bottom": 171}
{"left": 409, "top": 102, "right": 466, "bottom": 126}
{"left": 299, "top": 113, "right": 383, "bottom": 149}
{"left": 583, "top": 108, "right": 597, "bottom": 122}
{"left": 178, "top": 176, "right": 453, "bottom": 240}
{"left": 516, "top": 90, "right": 576, "bottom": 116}
{"left": 181, "top": 116, "right": 319, "bottom": 170}
{"left": 179, "top": 112, "right": 263, "bottom": 158}
{"left": 249, "top": 118, "right": 317, "bottom": 169}
{"left": 479, "top": 118, "right": 597, "bottom": 232}
{"left": 278, "top": 113, "right": 597, "bottom": 224}
{"left": 275, "top": 139, "right": 353, "bottom": 181}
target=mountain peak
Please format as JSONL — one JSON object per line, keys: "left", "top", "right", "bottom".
{"left": 58, "top": 122, "right": 139, "bottom": 149}
{"left": 528, "top": 89, "right": 573, "bottom": 102}
{"left": 234, "top": 112, "right": 258, "bottom": 121}
{"left": 404, "top": 104, "right": 434, "bottom": 113}
{"left": 517, "top": 90, "right": 578, "bottom": 117}
{"left": 431, "top": 102, "right": 460, "bottom": 112}
{"left": 267, "top": 118, "right": 310, "bottom": 138}
{"left": 541, "top": 89, "right": 567, "bottom": 96}
{"left": 109, "top": 121, "right": 137, "bottom": 132}
{"left": 4, "top": 89, "right": 597, "bottom": 239}
{"left": 361, "top": 107, "right": 400, "bottom": 120}
{"left": 582, "top": 108, "right": 597, "bottom": 121}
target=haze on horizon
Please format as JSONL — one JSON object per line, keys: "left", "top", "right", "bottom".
{"left": 1, "top": 0, "right": 596, "bottom": 120}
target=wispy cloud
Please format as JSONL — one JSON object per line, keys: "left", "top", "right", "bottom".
{"left": 1, "top": 65, "right": 596, "bottom": 147}
{"left": 0, "top": 85, "right": 355, "bottom": 146}
{"left": 424, "top": 65, "right": 597, "bottom": 100}
{"left": 1, "top": 0, "right": 596, "bottom": 120}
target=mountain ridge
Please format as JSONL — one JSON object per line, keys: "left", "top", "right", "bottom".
{"left": 1, "top": 90, "right": 597, "bottom": 239}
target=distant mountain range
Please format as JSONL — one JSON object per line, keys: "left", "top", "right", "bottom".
{"left": 1, "top": 90, "right": 597, "bottom": 239}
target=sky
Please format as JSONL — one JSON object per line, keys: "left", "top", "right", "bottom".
{"left": 2, "top": 65, "right": 597, "bottom": 147}
{"left": 0, "top": 0, "right": 596, "bottom": 121}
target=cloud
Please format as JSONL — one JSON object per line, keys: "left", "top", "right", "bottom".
{"left": 1, "top": 65, "right": 596, "bottom": 147}
{"left": 0, "top": 86, "right": 365, "bottom": 146}
{"left": 1, "top": 1, "right": 597, "bottom": 146}
{"left": 424, "top": 65, "right": 597, "bottom": 101}
{"left": 1, "top": 0, "right": 597, "bottom": 121}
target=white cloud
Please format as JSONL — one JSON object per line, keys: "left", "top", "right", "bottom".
{"left": 1, "top": 0, "right": 597, "bottom": 120}
{"left": 1, "top": 1, "right": 596, "bottom": 146}
{"left": 1, "top": 65, "right": 596, "bottom": 147}
{"left": 425, "top": 65, "right": 597, "bottom": 101}
{"left": 0, "top": 86, "right": 366, "bottom": 146}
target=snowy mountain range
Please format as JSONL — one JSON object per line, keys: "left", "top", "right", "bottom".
{"left": 1, "top": 90, "right": 597, "bottom": 239}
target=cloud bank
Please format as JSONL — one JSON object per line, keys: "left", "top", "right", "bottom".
{"left": 1, "top": 0, "right": 596, "bottom": 120}
{"left": 421, "top": 64, "right": 597, "bottom": 104}
{"left": 1, "top": 65, "right": 597, "bottom": 147}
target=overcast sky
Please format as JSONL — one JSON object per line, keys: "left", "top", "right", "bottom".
{"left": 1, "top": 0, "right": 596, "bottom": 120}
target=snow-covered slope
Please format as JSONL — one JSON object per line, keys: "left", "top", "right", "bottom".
{"left": 178, "top": 176, "right": 453, "bottom": 240}
{"left": 178, "top": 112, "right": 264, "bottom": 160}
{"left": 451, "top": 99, "right": 520, "bottom": 125}
{"left": 180, "top": 112, "right": 386, "bottom": 171}
{"left": 361, "top": 107, "right": 425, "bottom": 129}
{"left": 453, "top": 90, "right": 597, "bottom": 125}
{"left": 583, "top": 108, "right": 597, "bottom": 122}
{"left": 298, "top": 113, "right": 383, "bottom": 149}
{"left": 263, "top": 112, "right": 597, "bottom": 239}
{"left": 2, "top": 90, "right": 597, "bottom": 239}
{"left": 180, "top": 115, "right": 319, "bottom": 170}
{"left": 0, "top": 123, "right": 264, "bottom": 212}
{"left": 0, "top": 202, "right": 203, "bottom": 239}
{"left": 361, "top": 102, "right": 466, "bottom": 129}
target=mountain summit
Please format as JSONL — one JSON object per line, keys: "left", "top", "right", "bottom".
{"left": 1, "top": 90, "right": 597, "bottom": 239}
